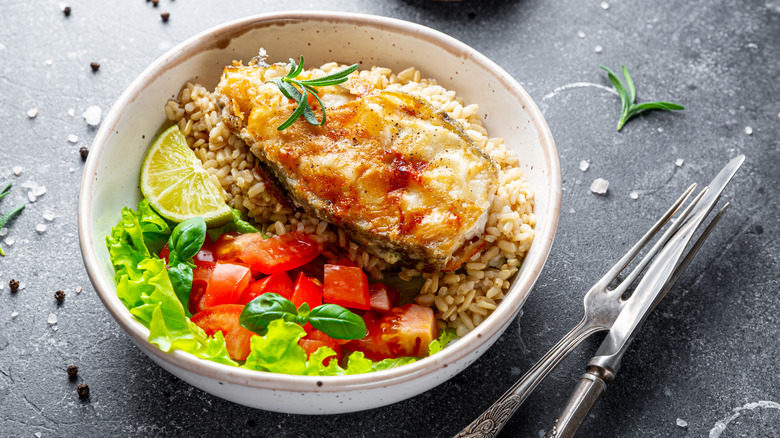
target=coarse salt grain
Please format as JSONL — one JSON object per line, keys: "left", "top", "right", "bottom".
{"left": 43, "top": 213, "right": 55, "bottom": 221}
{"left": 675, "top": 158, "right": 684, "bottom": 167}
{"left": 27, "top": 108, "right": 38, "bottom": 118}
{"left": 82, "top": 105, "right": 102, "bottom": 126}
{"left": 48, "top": 313, "right": 58, "bottom": 325}
{"left": 67, "top": 134, "right": 79, "bottom": 143}
{"left": 4, "top": 237, "right": 15, "bottom": 246}
{"left": 45, "top": 60, "right": 53, "bottom": 66}
{"left": 676, "top": 418, "right": 688, "bottom": 427}
{"left": 590, "top": 178, "right": 609, "bottom": 195}
{"left": 595, "top": 45, "right": 603, "bottom": 53}
{"left": 600, "top": 1, "right": 610, "bottom": 9}
{"left": 0, "top": 228, "right": 7, "bottom": 236}
{"left": 27, "top": 192, "right": 37, "bottom": 203}
{"left": 68, "top": 108, "right": 75, "bottom": 117}
{"left": 76, "top": 286, "right": 83, "bottom": 294}
{"left": 577, "top": 30, "right": 585, "bottom": 38}
{"left": 629, "top": 191, "right": 639, "bottom": 199}
{"left": 36, "top": 224, "right": 47, "bottom": 234}
{"left": 12, "top": 166, "right": 22, "bottom": 176}
{"left": 744, "top": 126, "right": 753, "bottom": 135}
{"left": 33, "top": 185, "right": 46, "bottom": 196}
{"left": 579, "top": 160, "right": 590, "bottom": 171}
{"left": 11, "top": 311, "right": 18, "bottom": 318}
{"left": 18, "top": 282, "right": 25, "bottom": 290}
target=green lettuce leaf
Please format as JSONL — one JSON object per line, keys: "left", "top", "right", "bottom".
{"left": 428, "top": 328, "right": 458, "bottom": 355}
{"left": 243, "top": 319, "right": 308, "bottom": 374}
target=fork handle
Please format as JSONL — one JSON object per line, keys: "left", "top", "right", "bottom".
{"left": 454, "top": 318, "right": 602, "bottom": 438}
{"left": 543, "top": 365, "right": 615, "bottom": 438}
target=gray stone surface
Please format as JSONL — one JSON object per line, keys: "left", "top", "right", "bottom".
{"left": 1, "top": 0, "right": 778, "bottom": 437}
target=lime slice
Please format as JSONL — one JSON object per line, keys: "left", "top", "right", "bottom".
{"left": 140, "top": 125, "right": 232, "bottom": 227}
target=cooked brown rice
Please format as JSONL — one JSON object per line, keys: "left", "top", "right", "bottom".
{"left": 164, "top": 59, "right": 536, "bottom": 338}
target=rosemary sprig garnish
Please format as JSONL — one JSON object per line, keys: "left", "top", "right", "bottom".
{"left": 601, "top": 65, "right": 684, "bottom": 131}
{"left": 267, "top": 56, "right": 359, "bottom": 131}
{"left": 0, "top": 182, "right": 25, "bottom": 256}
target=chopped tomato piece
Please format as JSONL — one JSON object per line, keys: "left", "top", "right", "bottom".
{"left": 188, "top": 262, "right": 215, "bottom": 314}
{"left": 287, "top": 255, "right": 327, "bottom": 283}
{"left": 238, "top": 272, "right": 294, "bottom": 304}
{"left": 290, "top": 272, "right": 323, "bottom": 310}
{"left": 299, "top": 329, "right": 344, "bottom": 365}
{"left": 239, "top": 231, "right": 322, "bottom": 275}
{"left": 159, "top": 237, "right": 216, "bottom": 267}
{"left": 346, "top": 304, "right": 437, "bottom": 360}
{"left": 323, "top": 264, "right": 370, "bottom": 310}
{"left": 368, "top": 283, "right": 400, "bottom": 314}
{"left": 191, "top": 304, "right": 254, "bottom": 361}
{"left": 213, "top": 232, "right": 263, "bottom": 262}
{"left": 335, "top": 257, "right": 357, "bottom": 268}
{"left": 200, "top": 261, "right": 252, "bottom": 310}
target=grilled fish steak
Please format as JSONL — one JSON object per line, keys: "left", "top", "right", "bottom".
{"left": 215, "top": 62, "right": 499, "bottom": 271}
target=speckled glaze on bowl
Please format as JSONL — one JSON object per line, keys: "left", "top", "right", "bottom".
{"left": 78, "top": 11, "right": 561, "bottom": 414}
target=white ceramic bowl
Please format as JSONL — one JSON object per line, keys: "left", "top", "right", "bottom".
{"left": 78, "top": 11, "right": 561, "bottom": 414}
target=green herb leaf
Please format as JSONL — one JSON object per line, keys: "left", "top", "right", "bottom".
{"left": 168, "top": 262, "right": 193, "bottom": 314}
{"left": 169, "top": 217, "right": 206, "bottom": 261}
{"left": 240, "top": 293, "right": 299, "bottom": 335}
{"left": 601, "top": 65, "right": 684, "bottom": 131}
{"left": 0, "top": 202, "right": 25, "bottom": 257}
{"left": 206, "top": 208, "right": 261, "bottom": 243}
{"left": 307, "top": 304, "right": 367, "bottom": 340}
{"left": 267, "top": 57, "right": 359, "bottom": 130}
{"left": 0, "top": 182, "right": 11, "bottom": 200}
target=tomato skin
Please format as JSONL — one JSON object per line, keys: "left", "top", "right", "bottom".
{"left": 188, "top": 262, "right": 215, "bottom": 314}
{"left": 290, "top": 272, "right": 323, "bottom": 310}
{"left": 368, "top": 283, "right": 400, "bottom": 314}
{"left": 345, "top": 304, "right": 437, "bottom": 360}
{"left": 323, "top": 265, "right": 370, "bottom": 310}
{"left": 238, "top": 272, "right": 294, "bottom": 305}
{"left": 239, "top": 231, "right": 322, "bottom": 275}
{"left": 200, "top": 261, "right": 252, "bottom": 310}
{"left": 299, "top": 330, "right": 344, "bottom": 365}
{"left": 213, "top": 232, "right": 263, "bottom": 262}
{"left": 190, "top": 304, "right": 254, "bottom": 361}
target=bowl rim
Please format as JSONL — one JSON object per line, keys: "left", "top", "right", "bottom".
{"left": 78, "top": 10, "right": 561, "bottom": 393}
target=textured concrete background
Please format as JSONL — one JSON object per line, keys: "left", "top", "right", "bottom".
{"left": 1, "top": 0, "right": 778, "bottom": 437}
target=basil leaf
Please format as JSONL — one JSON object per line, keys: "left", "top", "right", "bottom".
{"left": 307, "top": 304, "right": 367, "bottom": 340}
{"left": 240, "top": 293, "right": 299, "bottom": 335}
{"left": 168, "top": 262, "right": 193, "bottom": 315}
{"left": 169, "top": 217, "right": 206, "bottom": 261}
{"left": 206, "top": 208, "right": 262, "bottom": 243}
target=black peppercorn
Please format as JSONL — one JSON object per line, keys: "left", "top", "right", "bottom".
{"left": 55, "top": 290, "right": 66, "bottom": 304}
{"left": 63, "top": 6, "right": 71, "bottom": 16}
{"left": 77, "top": 383, "right": 89, "bottom": 398}
{"left": 9, "top": 279, "right": 19, "bottom": 293}
{"left": 67, "top": 365, "right": 79, "bottom": 378}
{"left": 90, "top": 62, "right": 100, "bottom": 72}
{"left": 79, "top": 147, "right": 89, "bottom": 160}
{"left": 161, "top": 11, "right": 170, "bottom": 22}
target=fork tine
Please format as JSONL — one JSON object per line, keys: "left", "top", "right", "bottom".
{"left": 611, "top": 187, "right": 709, "bottom": 296}
{"left": 650, "top": 202, "right": 729, "bottom": 310}
{"left": 593, "top": 183, "right": 696, "bottom": 290}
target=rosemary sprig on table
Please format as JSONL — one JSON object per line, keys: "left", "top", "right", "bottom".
{"left": 267, "top": 56, "right": 359, "bottom": 131}
{"left": 0, "top": 182, "right": 26, "bottom": 256}
{"left": 601, "top": 65, "right": 684, "bottom": 131}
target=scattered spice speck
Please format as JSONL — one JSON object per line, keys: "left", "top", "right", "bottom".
{"left": 676, "top": 418, "right": 688, "bottom": 428}
{"left": 79, "top": 147, "right": 89, "bottom": 160}
{"left": 579, "top": 160, "right": 590, "bottom": 172}
{"left": 594, "top": 45, "right": 604, "bottom": 53}
{"left": 67, "top": 365, "right": 79, "bottom": 378}
{"left": 63, "top": 5, "right": 71, "bottom": 16}
{"left": 90, "top": 61, "right": 100, "bottom": 72}
{"left": 27, "top": 108, "right": 38, "bottom": 118}
{"left": 744, "top": 126, "right": 753, "bottom": 135}
{"left": 9, "top": 279, "right": 19, "bottom": 293}
{"left": 55, "top": 290, "right": 66, "bottom": 304}
{"left": 67, "top": 134, "right": 79, "bottom": 143}
{"left": 161, "top": 11, "right": 170, "bottom": 22}
{"left": 77, "top": 383, "right": 90, "bottom": 398}
{"left": 47, "top": 313, "right": 58, "bottom": 325}
{"left": 151, "top": 0, "right": 159, "bottom": 6}
{"left": 76, "top": 286, "right": 83, "bottom": 294}
{"left": 590, "top": 178, "right": 609, "bottom": 195}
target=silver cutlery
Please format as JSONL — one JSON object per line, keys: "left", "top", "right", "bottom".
{"left": 456, "top": 155, "right": 744, "bottom": 438}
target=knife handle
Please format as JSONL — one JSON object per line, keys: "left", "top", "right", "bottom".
{"left": 543, "top": 365, "right": 615, "bottom": 438}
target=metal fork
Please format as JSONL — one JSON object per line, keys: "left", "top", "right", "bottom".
{"left": 455, "top": 184, "right": 707, "bottom": 437}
